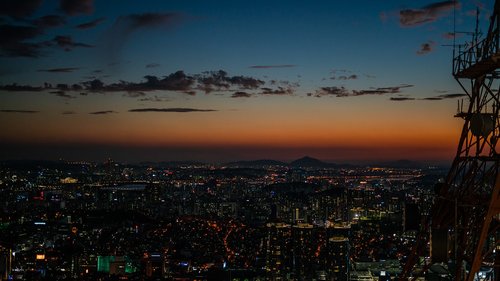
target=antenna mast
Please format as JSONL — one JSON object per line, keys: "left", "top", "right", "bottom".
{"left": 400, "top": 1, "right": 500, "bottom": 280}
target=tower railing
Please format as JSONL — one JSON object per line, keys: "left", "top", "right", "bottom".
{"left": 453, "top": 31, "right": 500, "bottom": 78}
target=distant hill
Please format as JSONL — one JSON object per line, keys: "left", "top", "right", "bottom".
{"left": 226, "top": 159, "right": 287, "bottom": 167}
{"left": 290, "top": 156, "right": 337, "bottom": 168}
{"left": 156, "top": 161, "right": 206, "bottom": 167}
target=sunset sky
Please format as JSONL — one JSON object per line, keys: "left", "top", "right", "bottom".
{"left": 0, "top": 0, "right": 492, "bottom": 163}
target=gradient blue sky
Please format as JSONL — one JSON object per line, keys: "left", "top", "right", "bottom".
{"left": 0, "top": 0, "right": 493, "bottom": 163}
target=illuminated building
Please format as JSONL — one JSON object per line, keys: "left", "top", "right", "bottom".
{"left": 0, "top": 246, "right": 12, "bottom": 281}
{"left": 325, "top": 237, "right": 349, "bottom": 281}
{"left": 265, "top": 222, "right": 291, "bottom": 280}
{"left": 325, "top": 224, "right": 351, "bottom": 281}
{"left": 291, "top": 223, "right": 317, "bottom": 279}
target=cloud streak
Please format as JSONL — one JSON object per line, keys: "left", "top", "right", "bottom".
{"left": 231, "top": 91, "right": 252, "bottom": 98}
{"left": 49, "top": 90, "right": 75, "bottom": 99}
{"left": 76, "top": 18, "right": 105, "bottom": 29}
{"left": 1, "top": 109, "right": 38, "bottom": 113}
{"left": 314, "top": 84, "right": 413, "bottom": 98}
{"left": 89, "top": 110, "right": 116, "bottom": 115}
{"left": 249, "top": 65, "right": 296, "bottom": 69}
{"left": 260, "top": 86, "right": 294, "bottom": 95}
{"left": 51, "top": 35, "right": 93, "bottom": 51}
{"left": 0, "top": 84, "right": 42, "bottom": 91}
{"left": 129, "top": 108, "right": 217, "bottom": 113}
{"left": 390, "top": 97, "right": 416, "bottom": 101}
{"left": 38, "top": 67, "right": 80, "bottom": 73}
{"left": 423, "top": 93, "right": 466, "bottom": 100}
{"left": 389, "top": 93, "right": 466, "bottom": 101}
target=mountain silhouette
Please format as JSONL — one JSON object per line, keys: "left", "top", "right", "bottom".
{"left": 290, "top": 156, "right": 337, "bottom": 168}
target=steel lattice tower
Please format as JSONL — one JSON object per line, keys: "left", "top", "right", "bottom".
{"left": 400, "top": 1, "right": 500, "bottom": 280}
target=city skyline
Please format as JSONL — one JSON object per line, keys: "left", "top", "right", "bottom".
{"left": 0, "top": 0, "right": 491, "bottom": 163}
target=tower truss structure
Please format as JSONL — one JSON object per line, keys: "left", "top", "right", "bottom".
{"left": 400, "top": 1, "right": 500, "bottom": 281}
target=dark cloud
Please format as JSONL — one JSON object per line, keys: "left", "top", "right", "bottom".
{"left": 38, "top": 67, "right": 80, "bottom": 73}
{"left": 81, "top": 71, "right": 196, "bottom": 93}
{"left": 390, "top": 97, "right": 415, "bottom": 101}
{"left": 0, "top": 109, "right": 38, "bottom": 113}
{"left": 0, "top": 84, "right": 42, "bottom": 91}
{"left": 82, "top": 79, "right": 105, "bottom": 91}
{"left": 0, "top": 24, "right": 44, "bottom": 57}
{"left": 139, "top": 72, "right": 196, "bottom": 92}
{"left": 60, "top": 0, "right": 94, "bottom": 16}
{"left": 71, "top": 84, "right": 83, "bottom": 91}
{"left": 33, "top": 15, "right": 66, "bottom": 28}
{"left": 76, "top": 18, "right": 105, "bottom": 29}
{"left": 107, "top": 13, "right": 182, "bottom": 53}
{"left": 352, "top": 85, "right": 413, "bottom": 96}
{"left": 49, "top": 90, "right": 75, "bottom": 99}
{"left": 114, "top": 13, "right": 182, "bottom": 31}
{"left": 315, "top": 86, "right": 350, "bottom": 97}
{"left": 330, "top": 69, "right": 359, "bottom": 80}
{"left": 439, "top": 93, "right": 466, "bottom": 99}
{"left": 146, "top": 63, "right": 160, "bottom": 68}
{"left": 260, "top": 86, "right": 294, "bottom": 95}
{"left": 249, "top": 65, "right": 296, "bottom": 69}
{"left": 2, "top": 70, "right": 279, "bottom": 99}
{"left": 197, "top": 70, "right": 264, "bottom": 93}
{"left": 423, "top": 93, "right": 466, "bottom": 100}
{"left": 331, "top": 74, "right": 358, "bottom": 80}
{"left": 0, "top": 0, "right": 42, "bottom": 19}
{"left": 315, "top": 84, "right": 413, "bottom": 98}
{"left": 231, "top": 91, "right": 252, "bottom": 98}
{"left": 51, "top": 35, "right": 93, "bottom": 51}
{"left": 89, "top": 110, "right": 116, "bottom": 115}
{"left": 417, "top": 41, "right": 435, "bottom": 55}
{"left": 400, "top": 1, "right": 458, "bottom": 27}
{"left": 138, "top": 95, "right": 167, "bottom": 102}
{"left": 129, "top": 108, "right": 217, "bottom": 113}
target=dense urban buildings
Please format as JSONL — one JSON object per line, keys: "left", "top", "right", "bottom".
{"left": 0, "top": 157, "right": 446, "bottom": 280}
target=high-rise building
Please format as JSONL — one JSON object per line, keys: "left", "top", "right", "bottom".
{"left": 292, "top": 223, "right": 317, "bottom": 279}
{"left": 0, "top": 246, "right": 12, "bottom": 281}
{"left": 325, "top": 224, "right": 351, "bottom": 281}
{"left": 265, "top": 222, "right": 291, "bottom": 280}
{"left": 325, "top": 237, "right": 349, "bottom": 281}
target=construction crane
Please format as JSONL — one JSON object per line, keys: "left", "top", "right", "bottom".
{"left": 400, "top": 1, "right": 500, "bottom": 280}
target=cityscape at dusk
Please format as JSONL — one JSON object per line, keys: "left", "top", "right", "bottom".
{"left": 0, "top": 0, "right": 491, "bottom": 163}
{"left": 1, "top": 1, "right": 500, "bottom": 281}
